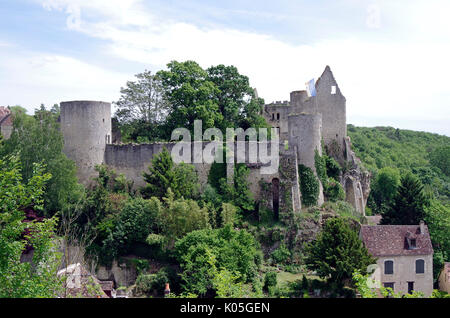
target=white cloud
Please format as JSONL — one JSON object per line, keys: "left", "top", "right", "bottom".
{"left": 366, "top": 3, "right": 382, "bottom": 29}
{"left": 14, "top": 0, "right": 450, "bottom": 134}
{"left": 0, "top": 48, "right": 129, "bottom": 110}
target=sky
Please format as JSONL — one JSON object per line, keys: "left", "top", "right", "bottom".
{"left": 0, "top": 0, "right": 449, "bottom": 136}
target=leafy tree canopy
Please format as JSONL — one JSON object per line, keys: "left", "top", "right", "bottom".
{"left": 114, "top": 61, "right": 270, "bottom": 142}
{"left": 175, "top": 225, "right": 261, "bottom": 296}
{"left": 0, "top": 156, "right": 62, "bottom": 297}
{"left": 1, "top": 104, "right": 81, "bottom": 216}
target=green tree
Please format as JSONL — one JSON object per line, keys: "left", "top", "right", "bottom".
{"left": 347, "top": 125, "right": 449, "bottom": 206}
{"left": 371, "top": 167, "right": 401, "bottom": 212}
{"left": 206, "top": 64, "right": 268, "bottom": 132}
{"left": 114, "top": 70, "right": 169, "bottom": 142}
{"left": 175, "top": 225, "right": 261, "bottom": 295}
{"left": 429, "top": 146, "right": 450, "bottom": 177}
{"left": 142, "top": 148, "right": 199, "bottom": 199}
{"left": 304, "top": 218, "right": 376, "bottom": 287}
{"left": 157, "top": 60, "right": 222, "bottom": 138}
{"left": 424, "top": 200, "right": 450, "bottom": 280}
{"left": 1, "top": 105, "right": 80, "bottom": 216}
{"left": 220, "top": 163, "right": 255, "bottom": 213}
{"left": 160, "top": 189, "right": 211, "bottom": 245}
{"left": 263, "top": 272, "right": 277, "bottom": 291}
{"left": 381, "top": 172, "right": 428, "bottom": 225}
{"left": 0, "top": 156, "right": 62, "bottom": 297}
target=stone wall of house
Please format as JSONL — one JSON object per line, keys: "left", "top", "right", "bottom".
{"left": 371, "top": 254, "right": 434, "bottom": 296}
{"left": 438, "top": 265, "right": 450, "bottom": 293}
{"left": 0, "top": 124, "right": 12, "bottom": 139}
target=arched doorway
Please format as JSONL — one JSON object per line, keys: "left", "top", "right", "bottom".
{"left": 272, "top": 178, "right": 280, "bottom": 221}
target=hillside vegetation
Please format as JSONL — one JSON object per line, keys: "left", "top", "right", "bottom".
{"left": 347, "top": 125, "right": 450, "bottom": 205}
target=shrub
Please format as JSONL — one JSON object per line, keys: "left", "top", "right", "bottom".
{"left": 219, "top": 202, "right": 237, "bottom": 227}
{"left": 175, "top": 225, "right": 261, "bottom": 295}
{"left": 325, "top": 156, "right": 341, "bottom": 180}
{"left": 271, "top": 244, "right": 291, "bottom": 264}
{"left": 264, "top": 272, "right": 277, "bottom": 291}
{"left": 135, "top": 268, "right": 170, "bottom": 297}
{"left": 324, "top": 178, "right": 345, "bottom": 202}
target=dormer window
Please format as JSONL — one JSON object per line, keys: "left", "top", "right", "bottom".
{"left": 407, "top": 236, "right": 417, "bottom": 250}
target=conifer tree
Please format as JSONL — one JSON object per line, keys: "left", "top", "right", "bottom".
{"left": 304, "top": 218, "right": 375, "bottom": 287}
{"left": 141, "top": 148, "right": 199, "bottom": 199}
{"left": 381, "top": 172, "right": 427, "bottom": 225}
{"left": 142, "top": 148, "right": 176, "bottom": 199}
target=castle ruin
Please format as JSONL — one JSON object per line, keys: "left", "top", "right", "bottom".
{"left": 58, "top": 66, "right": 370, "bottom": 222}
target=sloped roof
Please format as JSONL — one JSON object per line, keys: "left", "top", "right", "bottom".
{"left": 360, "top": 224, "right": 433, "bottom": 257}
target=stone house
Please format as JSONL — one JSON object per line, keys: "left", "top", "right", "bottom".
{"left": 0, "top": 106, "right": 13, "bottom": 139}
{"left": 438, "top": 262, "right": 450, "bottom": 293}
{"left": 360, "top": 221, "right": 434, "bottom": 296}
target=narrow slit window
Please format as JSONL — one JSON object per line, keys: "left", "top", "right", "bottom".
{"left": 331, "top": 85, "right": 336, "bottom": 94}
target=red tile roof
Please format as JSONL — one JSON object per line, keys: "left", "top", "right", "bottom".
{"left": 360, "top": 224, "right": 433, "bottom": 257}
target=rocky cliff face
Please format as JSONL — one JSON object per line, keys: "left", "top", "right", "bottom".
{"left": 342, "top": 136, "right": 371, "bottom": 214}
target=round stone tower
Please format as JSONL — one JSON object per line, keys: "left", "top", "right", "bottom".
{"left": 288, "top": 113, "right": 324, "bottom": 205}
{"left": 60, "top": 101, "right": 111, "bottom": 185}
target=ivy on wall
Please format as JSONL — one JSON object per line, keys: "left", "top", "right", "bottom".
{"left": 314, "top": 149, "right": 344, "bottom": 202}
{"left": 314, "top": 149, "right": 327, "bottom": 186}
{"left": 298, "top": 164, "right": 319, "bottom": 207}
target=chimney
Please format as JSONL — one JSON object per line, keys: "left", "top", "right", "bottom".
{"left": 164, "top": 283, "right": 170, "bottom": 297}
{"left": 419, "top": 221, "right": 425, "bottom": 234}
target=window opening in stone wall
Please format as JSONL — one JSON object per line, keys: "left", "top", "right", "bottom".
{"left": 272, "top": 178, "right": 280, "bottom": 221}
{"left": 331, "top": 85, "right": 336, "bottom": 94}
{"left": 416, "top": 259, "right": 424, "bottom": 274}
{"left": 384, "top": 260, "right": 394, "bottom": 274}
{"left": 408, "top": 282, "right": 414, "bottom": 294}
